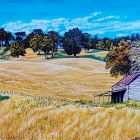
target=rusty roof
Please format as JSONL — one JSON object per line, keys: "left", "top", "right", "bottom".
{"left": 113, "top": 73, "right": 140, "bottom": 87}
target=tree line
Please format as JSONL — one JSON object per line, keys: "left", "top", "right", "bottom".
{"left": 0, "top": 27, "right": 140, "bottom": 77}
{"left": 1, "top": 27, "right": 140, "bottom": 58}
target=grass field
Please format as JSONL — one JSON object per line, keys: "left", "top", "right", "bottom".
{"left": 0, "top": 49, "right": 140, "bottom": 140}
{"left": 0, "top": 49, "right": 120, "bottom": 100}
{"left": 0, "top": 96, "right": 140, "bottom": 140}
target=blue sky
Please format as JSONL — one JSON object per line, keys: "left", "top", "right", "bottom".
{"left": 0, "top": 0, "right": 140, "bottom": 37}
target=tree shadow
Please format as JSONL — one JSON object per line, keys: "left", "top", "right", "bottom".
{"left": 0, "top": 95, "right": 9, "bottom": 101}
{"left": 79, "top": 55, "right": 105, "bottom": 62}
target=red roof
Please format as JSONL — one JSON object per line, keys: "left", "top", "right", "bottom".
{"left": 113, "top": 73, "right": 140, "bottom": 86}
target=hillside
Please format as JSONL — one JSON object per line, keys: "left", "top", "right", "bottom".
{"left": 0, "top": 49, "right": 120, "bottom": 100}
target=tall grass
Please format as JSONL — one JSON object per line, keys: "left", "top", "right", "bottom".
{"left": 0, "top": 96, "right": 140, "bottom": 140}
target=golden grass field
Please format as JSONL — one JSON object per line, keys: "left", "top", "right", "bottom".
{"left": 0, "top": 49, "right": 140, "bottom": 140}
{"left": 0, "top": 49, "right": 120, "bottom": 100}
{"left": 0, "top": 96, "right": 140, "bottom": 140}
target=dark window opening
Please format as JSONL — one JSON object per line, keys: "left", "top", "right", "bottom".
{"left": 111, "top": 90, "right": 125, "bottom": 103}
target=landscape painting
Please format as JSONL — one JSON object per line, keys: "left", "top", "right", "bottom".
{"left": 0, "top": 0, "right": 140, "bottom": 139}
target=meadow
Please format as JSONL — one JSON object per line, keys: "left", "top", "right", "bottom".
{"left": 0, "top": 49, "right": 119, "bottom": 100}
{"left": 0, "top": 96, "right": 140, "bottom": 140}
{"left": 0, "top": 49, "right": 140, "bottom": 140}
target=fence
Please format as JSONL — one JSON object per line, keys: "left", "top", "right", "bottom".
{"left": 93, "top": 92, "right": 112, "bottom": 105}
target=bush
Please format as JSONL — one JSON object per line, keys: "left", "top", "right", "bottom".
{"left": 79, "top": 99, "right": 87, "bottom": 105}
{"left": 115, "top": 104, "right": 126, "bottom": 109}
{"left": 126, "top": 100, "right": 140, "bottom": 108}
{"left": 0, "top": 95, "right": 9, "bottom": 101}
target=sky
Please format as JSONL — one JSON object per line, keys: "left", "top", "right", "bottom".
{"left": 0, "top": 0, "right": 140, "bottom": 38}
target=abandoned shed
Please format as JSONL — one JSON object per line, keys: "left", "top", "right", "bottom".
{"left": 112, "top": 73, "right": 140, "bottom": 103}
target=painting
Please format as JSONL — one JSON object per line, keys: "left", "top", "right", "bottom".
{"left": 0, "top": 0, "right": 140, "bottom": 139}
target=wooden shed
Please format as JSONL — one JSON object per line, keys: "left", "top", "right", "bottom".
{"left": 112, "top": 73, "right": 140, "bottom": 103}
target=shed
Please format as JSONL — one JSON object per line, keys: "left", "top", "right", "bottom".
{"left": 112, "top": 73, "right": 140, "bottom": 103}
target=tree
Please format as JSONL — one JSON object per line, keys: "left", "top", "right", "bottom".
{"left": 29, "top": 31, "right": 58, "bottom": 59}
{"left": 32, "top": 29, "right": 43, "bottom": 35}
{"left": 103, "top": 38, "right": 113, "bottom": 51}
{"left": 96, "top": 37, "right": 113, "bottom": 51}
{"left": 0, "top": 28, "right": 14, "bottom": 49}
{"left": 0, "top": 28, "right": 5, "bottom": 49}
{"left": 96, "top": 40, "right": 104, "bottom": 50}
{"left": 62, "top": 28, "right": 82, "bottom": 57}
{"left": 24, "top": 29, "right": 44, "bottom": 49}
{"left": 91, "top": 35, "right": 99, "bottom": 49}
{"left": 105, "top": 41, "right": 131, "bottom": 77}
{"left": 10, "top": 40, "right": 26, "bottom": 57}
{"left": 40, "top": 35, "right": 56, "bottom": 59}
{"left": 81, "top": 33, "right": 92, "bottom": 51}
{"left": 29, "top": 34, "right": 43, "bottom": 54}
{"left": 48, "top": 31, "right": 60, "bottom": 57}
{"left": 15, "top": 32, "right": 26, "bottom": 41}
{"left": 4, "top": 32, "right": 14, "bottom": 46}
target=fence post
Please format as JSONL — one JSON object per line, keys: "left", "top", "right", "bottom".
{"left": 94, "top": 96, "right": 95, "bottom": 104}
{"left": 103, "top": 94, "right": 104, "bottom": 104}
{"left": 108, "top": 93, "right": 110, "bottom": 103}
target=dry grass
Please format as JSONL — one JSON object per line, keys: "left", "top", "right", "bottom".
{"left": 0, "top": 96, "right": 140, "bottom": 140}
{"left": 0, "top": 49, "right": 121, "bottom": 100}
{"left": 1, "top": 49, "right": 137, "bottom": 140}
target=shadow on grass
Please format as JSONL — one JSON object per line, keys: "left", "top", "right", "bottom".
{"left": 36, "top": 50, "right": 106, "bottom": 62}
{"left": 80, "top": 55, "right": 105, "bottom": 62}
{"left": 0, "top": 95, "right": 9, "bottom": 101}
{"left": 88, "top": 49, "right": 105, "bottom": 53}
{"left": 53, "top": 54, "right": 105, "bottom": 62}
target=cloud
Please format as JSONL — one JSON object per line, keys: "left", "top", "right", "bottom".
{"left": 1, "top": 12, "right": 140, "bottom": 37}
{"left": 93, "top": 16, "right": 120, "bottom": 22}
{"left": 92, "top": 12, "right": 102, "bottom": 16}
{"left": 117, "top": 33, "right": 128, "bottom": 37}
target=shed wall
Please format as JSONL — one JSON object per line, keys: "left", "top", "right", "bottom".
{"left": 128, "top": 76, "right": 140, "bottom": 101}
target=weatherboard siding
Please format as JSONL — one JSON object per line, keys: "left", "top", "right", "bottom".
{"left": 123, "top": 86, "right": 129, "bottom": 102}
{"left": 128, "top": 76, "right": 140, "bottom": 101}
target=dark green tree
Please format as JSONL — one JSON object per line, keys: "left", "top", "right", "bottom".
{"left": 62, "top": 28, "right": 82, "bottom": 57}
{"left": 0, "top": 28, "right": 14, "bottom": 49}
{"left": 81, "top": 33, "right": 92, "bottom": 51}
{"left": 15, "top": 32, "right": 26, "bottom": 41}
{"left": 91, "top": 35, "right": 99, "bottom": 49}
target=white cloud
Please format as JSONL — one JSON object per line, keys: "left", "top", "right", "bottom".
{"left": 94, "top": 16, "right": 120, "bottom": 22}
{"left": 117, "top": 33, "right": 128, "bottom": 37}
{"left": 92, "top": 12, "right": 102, "bottom": 16}
{"left": 1, "top": 12, "right": 140, "bottom": 36}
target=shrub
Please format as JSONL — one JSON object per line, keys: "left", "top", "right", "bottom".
{"left": 126, "top": 100, "right": 140, "bottom": 108}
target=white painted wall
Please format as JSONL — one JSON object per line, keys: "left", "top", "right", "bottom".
{"left": 128, "top": 76, "right": 140, "bottom": 101}
{"left": 123, "top": 86, "right": 129, "bottom": 102}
